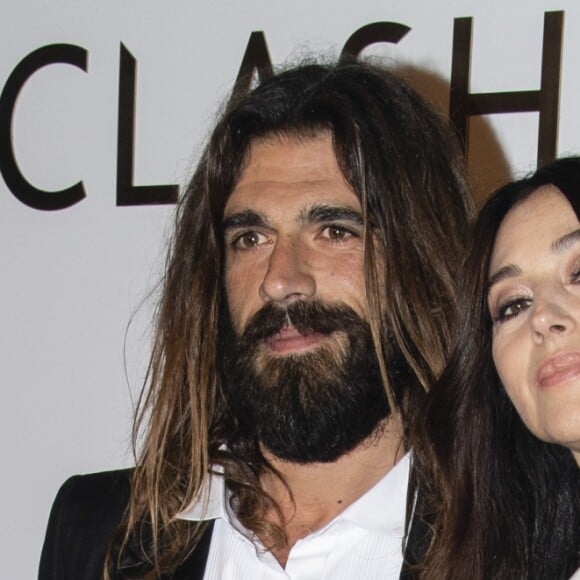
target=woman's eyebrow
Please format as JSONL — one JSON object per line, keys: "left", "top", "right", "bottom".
{"left": 487, "top": 264, "right": 522, "bottom": 291}
{"left": 552, "top": 227, "right": 580, "bottom": 252}
{"left": 487, "top": 227, "right": 580, "bottom": 291}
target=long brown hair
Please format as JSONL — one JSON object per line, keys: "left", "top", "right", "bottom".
{"left": 417, "top": 157, "right": 580, "bottom": 579}
{"left": 107, "top": 60, "right": 472, "bottom": 577}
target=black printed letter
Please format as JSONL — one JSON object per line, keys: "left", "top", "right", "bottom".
{"left": 116, "top": 44, "right": 178, "bottom": 206}
{"left": 340, "top": 22, "right": 410, "bottom": 60}
{"left": 231, "top": 32, "right": 274, "bottom": 99}
{"left": 0, "top": 44, "right": 87, "bottom": 210}
{"left": 450, "top": 11, "right": 563, "bottom": 168}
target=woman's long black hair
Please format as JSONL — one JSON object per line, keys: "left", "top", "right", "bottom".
{"left": 417, "top": 157, "right": 580, "bottom": 579}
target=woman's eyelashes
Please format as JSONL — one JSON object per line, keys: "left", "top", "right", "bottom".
{"left": 491, "top": 263, "right": 580, "bottom": 324}
{"left": 493, "top": 296, "right": 533, "bottom": 323}
{"left": 570, "top": 265, "right": 580, "bottom": 283}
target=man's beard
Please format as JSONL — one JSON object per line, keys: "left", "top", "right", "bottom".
{"left": 222, "top": 300, "right": 393, "bottom": 464}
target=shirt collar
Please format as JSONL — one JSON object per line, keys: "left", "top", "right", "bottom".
{"left": 331, "top": 451, "right": 410, "bottom": 538}
{"left": 177, "top": 452, "right": 411, "bottom": 539}
{"left": 177, "top": 465, "right": 228, "bottom": 521}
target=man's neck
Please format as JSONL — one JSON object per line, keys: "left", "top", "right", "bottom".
{"left": 258, "top": 412, "right": 405, "bottom": 566}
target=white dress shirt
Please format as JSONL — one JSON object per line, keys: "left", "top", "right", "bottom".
{"left": 178, "top": 452, "right": 411, "bottom": 579}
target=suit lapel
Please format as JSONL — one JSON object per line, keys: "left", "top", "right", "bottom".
{"left": 172, "top": 521, "right": 215, "bottom": 580}
{"left": 399, "top": 489, "right": 431, "bottom": 579}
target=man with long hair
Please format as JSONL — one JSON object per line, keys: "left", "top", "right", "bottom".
{"left": 39, "top": 60, "right": 471, "bottom": 579}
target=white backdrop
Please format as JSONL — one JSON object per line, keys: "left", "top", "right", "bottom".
{"left": 1, "top": 1, "right": 579, "bottom": 577}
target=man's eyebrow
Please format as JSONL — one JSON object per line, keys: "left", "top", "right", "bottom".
{"left": 222, "top": 210, "right": 269, "bottom": 232}
{"left": 487, "top": 264, "right": 522, "bottom": 291}
{"left": 302, "top": 204, "right": 364, "bottom": 225}
{"left": 552, "top": 228, "right": 580, "bottom": 252}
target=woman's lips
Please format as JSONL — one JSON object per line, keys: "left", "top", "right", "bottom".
{"left": 537, "top": 351, "right": 580, "bottom": 388}
{"left": 265, "top": 326, "right": 327, "bottom": 354}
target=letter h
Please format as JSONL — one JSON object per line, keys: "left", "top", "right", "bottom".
{"left": 450, "top": 11, "right": 563, "bottom": 168}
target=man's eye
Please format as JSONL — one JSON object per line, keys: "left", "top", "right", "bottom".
{"left": 321, "top": 225, "right": 355, "bottom": 242}
{"left": 232, "top": 231, "right": 267, "bottom": 249}
{"left": 494, "top": 298, "right": 533, "bottom": 323}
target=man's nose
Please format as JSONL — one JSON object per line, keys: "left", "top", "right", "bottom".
{"left": 530, "top": 294, "right": 576, "bottom": 343}
{"left": 259, "top": 236, "right": 315, "bottom": 304}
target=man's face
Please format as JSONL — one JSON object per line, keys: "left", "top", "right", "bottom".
{"left": 221, "top": 133, "right": 389, "bottom": 463}
{"left": 223, "top": 132, "right": 368, "bottom": 339}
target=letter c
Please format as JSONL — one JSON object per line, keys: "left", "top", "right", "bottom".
{"left": 0, "top": 44, "right": 88, "bottom": 210}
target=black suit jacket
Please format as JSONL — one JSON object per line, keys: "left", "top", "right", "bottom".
{"left": 39, "top": 469, "right": 428, "bottom": 579}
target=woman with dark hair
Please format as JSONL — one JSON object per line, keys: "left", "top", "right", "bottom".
{"left": 417, "top": 157, "right": 580, "bottom": 579}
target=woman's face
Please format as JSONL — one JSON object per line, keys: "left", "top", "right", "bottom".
{"left": 488, "top": 186, "right": 580, "bottom": 465}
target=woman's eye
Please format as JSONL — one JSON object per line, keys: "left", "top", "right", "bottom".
{"left": 571, "top": 268, "right": 580, "bottom": 283}
{"left": 232, "top": 231, "right": 266, "bottom": 249}
{"left": 494, "top": 298, "right": 533, "bottom": 323}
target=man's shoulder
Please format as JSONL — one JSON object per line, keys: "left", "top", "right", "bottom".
{"left": 55, "top": 468, "right": 133, "bottom": 515}
{"left": 39, "top": 469, "right": 134, "bottom": 580}
{"left": 54, "top": 469, "right": 133, "bottom": 525}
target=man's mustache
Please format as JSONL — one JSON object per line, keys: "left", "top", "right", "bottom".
{"left": 240, "top": 301, "right": 367, "bottom": 345}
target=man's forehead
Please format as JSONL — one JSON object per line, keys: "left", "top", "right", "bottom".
{"left": 242, "top": 133, "right": 342, "bottom": 178}
{"left": 224, "top": 132, "right": 358, "bottom": 215}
